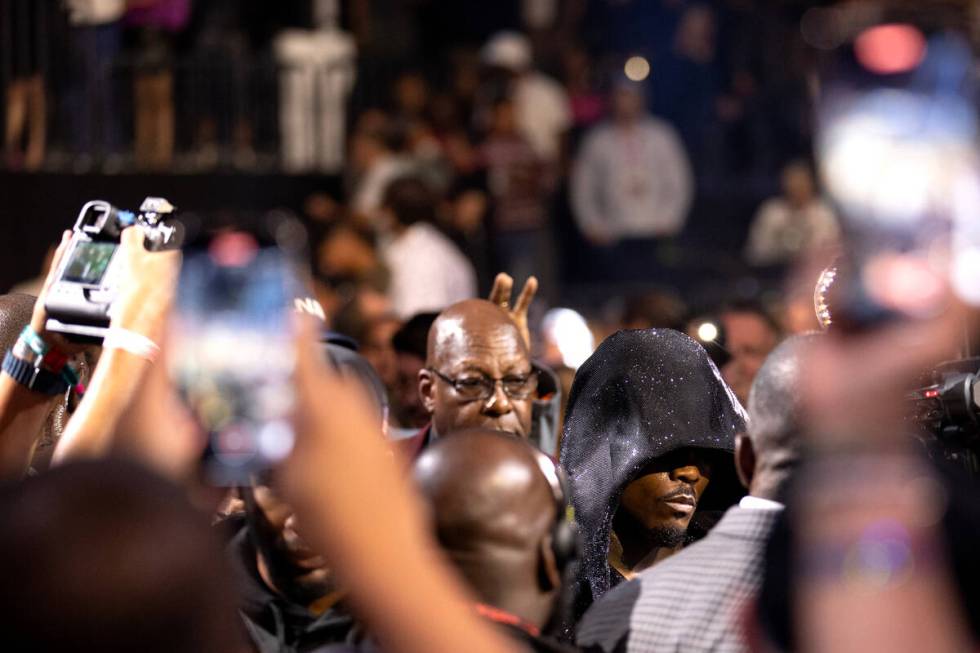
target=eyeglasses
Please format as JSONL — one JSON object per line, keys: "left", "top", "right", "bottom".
{"left": 428, "top": 368, "right": 539, "bottom": 402}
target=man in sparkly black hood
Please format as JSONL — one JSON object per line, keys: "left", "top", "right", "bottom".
{"left": 559, "top": 329, "right": 747, "bottom": 618}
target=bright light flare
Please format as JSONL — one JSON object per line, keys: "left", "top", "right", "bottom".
{"left": 542, "top": 308, "right": 594, "bottom": 369}
{"left": 696, "top": 321, "right": 719, "bottom": 343}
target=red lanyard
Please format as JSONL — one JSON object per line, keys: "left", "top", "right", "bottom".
{"left": 474, "top": 603, "right": 541, "bottom": 638}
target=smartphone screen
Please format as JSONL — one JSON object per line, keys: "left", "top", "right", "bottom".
{"left": 170, "top": 231, "right": 299, "bottom": 485}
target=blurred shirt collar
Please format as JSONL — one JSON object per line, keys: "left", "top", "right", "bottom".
{"left": 739, "top": 495, "right": 784, "bottom": 511}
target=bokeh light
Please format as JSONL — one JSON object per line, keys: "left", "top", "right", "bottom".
{"left": 696, "top": 321, "right": 719, "bottom": 343}
{"left": 624, "top": 55, "right": 651, "bottom": 82}
{"left": 855, "top": 24, "right": 927, "bottom": 75}
{"left": 542, "top": 308, "right": 595, "bottom": 369}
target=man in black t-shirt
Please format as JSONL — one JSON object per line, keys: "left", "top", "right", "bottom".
{"left": 227, "top": 341, "right": 388, "bottom": 653}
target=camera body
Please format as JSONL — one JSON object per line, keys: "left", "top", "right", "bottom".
{"left": 44, "top": 197, "right": 181, "bottom": 342}
{"left": 909, "top": 358, "right": 980, "bottom": 473}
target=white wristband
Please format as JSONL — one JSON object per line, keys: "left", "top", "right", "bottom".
{"left": 103, "top": 328, "right": 160, "bottom": 362}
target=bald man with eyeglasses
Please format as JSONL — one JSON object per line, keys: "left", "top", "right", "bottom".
{"left": 397, "top": 298, "right": 538, "bottom": 460}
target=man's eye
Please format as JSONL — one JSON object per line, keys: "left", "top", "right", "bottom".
{"left": 456, "top": 378, "right": 486, "bottom": 388}
{"left": 502, "top": 376, "right": 529, "bottom": 386}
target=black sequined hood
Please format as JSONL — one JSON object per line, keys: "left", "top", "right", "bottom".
{"left": 559, "top": 329, "right": 747, "bottom": 614}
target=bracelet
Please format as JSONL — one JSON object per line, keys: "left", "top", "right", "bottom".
{"left": 41, "top": 348, "right": 68, "bottom": 374}
{"left": 40, "top": 347, "right": 84, "bottom": 396}
{"left": 102, "top": 327, "right": 160, "bottom": 362}
{"left": 12, "top": 337, "right": 44, "bottom": 367}
{"left": 19, "top": 325, "right": 50, "bottom": 358}
{"left": 2, "top": 350, "right": 69, "bottom": 396}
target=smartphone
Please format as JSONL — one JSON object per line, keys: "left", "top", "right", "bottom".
{"left": 170, "top": 229, "right": 301, "bottom": 485}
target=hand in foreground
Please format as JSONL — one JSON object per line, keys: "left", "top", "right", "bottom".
{"left": 488, "top": 272, "right": 537, "bottom": 351}
{"left": 109, "top": 227, "right": 181, "bottom": 342}
{"left": 29, "top": 231, "right": 89, "bottom": 354}
{"left": 279, "top": 318, "right": 516, "bottom": 653}
{"left": 52, "top": 229, "right": 181, "bottom": 466}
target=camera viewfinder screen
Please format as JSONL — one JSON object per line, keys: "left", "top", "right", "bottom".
{"left": 62, "top": 241, "right": 116, "bottom": 285}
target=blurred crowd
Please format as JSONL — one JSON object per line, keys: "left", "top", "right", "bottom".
{"left": 2, "top": 0, "right": 815, "bottom": 174}
{"left": 3, "top": 0, "right": 837, "bottom": 302}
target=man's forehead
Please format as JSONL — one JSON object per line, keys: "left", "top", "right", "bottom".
{"left": 432, "top": 314, "right": 527, "bottom": 365}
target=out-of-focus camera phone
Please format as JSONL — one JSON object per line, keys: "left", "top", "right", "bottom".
{"left": 169, "top": 220, "right": 305, "bottom": 485}
{"left": 45, "top": 197, "right": 182, "bottom": 342}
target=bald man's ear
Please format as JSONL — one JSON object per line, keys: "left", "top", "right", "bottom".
{"left": 538, "top": 535, "right": 562, "bottom": 594}
{"left": 418, "top": 368, "right": 437, "bottom": 416}
{"left": 734, "top": 433, "right": 755, "bottom": 492}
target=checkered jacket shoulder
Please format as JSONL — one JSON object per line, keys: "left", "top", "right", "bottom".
{"left": 576, "top": 506, "right": 781, "bottom": 653}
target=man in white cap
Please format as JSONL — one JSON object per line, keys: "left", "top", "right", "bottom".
{"left": 481, "top": 31, "right": 571, "bottom": 165}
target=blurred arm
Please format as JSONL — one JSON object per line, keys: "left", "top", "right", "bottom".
{"left": 283, "top": 321, "right": 518, "bottom": 653}
{"left": 0, "top": 232, "right": 72, "bottom": 478}
{"left": 0, "top": 375, "right": 59, "bottom": 479}
{"left": 53, "top": 348, "right": 152, "bottom": 463}
{"left": 54, "top": 228, "right": 180, "bottom": 465}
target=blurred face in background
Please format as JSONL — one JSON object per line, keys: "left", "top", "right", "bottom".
{"left": 782, "top": 162, "right": 816, "bottom": 207}
{"left": 361, "top": 317, "right": 400, "bottom": 390}
{"left": 394, "top": 350, "right": 430, "bottom": 428}
{"left": 491, "top": 100, "right": 518, "bottom": 135}
{"left": 395, "top": 73, "right": 429, "bottom": 117}
{"left": 721, "top": 310, "right": 780, "bottom": 406}
{"left": 611, "top": 86, "right": 644, "bottom": 123}
{"left": 243, "top": 484, "right": 337, "bottom": 607}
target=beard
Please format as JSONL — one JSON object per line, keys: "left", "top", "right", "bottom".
{"left": 646, "top": 523, "right": 687, "bottom": 549}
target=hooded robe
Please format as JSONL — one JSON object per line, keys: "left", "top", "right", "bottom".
{"left": 559, "top": 329, "right": 747, "bottom": 618}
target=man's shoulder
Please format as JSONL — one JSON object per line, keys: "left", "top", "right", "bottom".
{"left": 634, "top": 507, "right": 777, "bottom": 582}
{"left": 578, "top": 509, "right": 781, "bottom": 652}
{"left": 576, "top": 576, "right": 641, "bottom": 652}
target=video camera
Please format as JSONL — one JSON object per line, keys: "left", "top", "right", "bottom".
{"left": 908, "top": 359, "right": 980, "bottom": 474}
{"left": 814, "top": 260, "right": 980, "bottom": 474}
{"left": 44, "top": 197, "right": 183, "bottom": 342}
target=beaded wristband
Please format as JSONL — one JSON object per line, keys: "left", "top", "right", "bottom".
{"left": 19, "top": 325, "right": 50, "bottom": 358}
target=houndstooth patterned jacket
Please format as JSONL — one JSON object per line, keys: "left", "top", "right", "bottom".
{"left": 576, "top": 506, "right": 782, "bottom": 653}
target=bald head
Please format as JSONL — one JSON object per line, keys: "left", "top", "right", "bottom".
{"left": 415, "top": 428, "right": 554, "bottom": 550}
{"left": 420, "top": 300, "right": 534, "bottom": 438}
{"left": 0, "top": 294, "right": 36, "bottom": 352}
{"left": 426, "top": 299, "right": 527, "bottom": 366}
{"left": 0, "top": 460, "right": 241, "bottom": 652}
{"left": 413, "top": 428, "right": 561, "bottom": 625}
{"left": 738, "top": 333, "right": 819, "bottom": 499}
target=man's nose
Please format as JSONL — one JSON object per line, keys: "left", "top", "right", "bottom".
{"left": 670, "top": 464, "right": 702, "bottom": 484}
{"left": 482, "top": 380, "right": 513, "bottom": 415}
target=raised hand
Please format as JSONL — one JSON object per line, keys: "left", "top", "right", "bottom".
{"left": 488, "top": 272, "right": 537, "bottom": 351}
{"left": 109, "top": 226, "right": 181, "bottom": 342}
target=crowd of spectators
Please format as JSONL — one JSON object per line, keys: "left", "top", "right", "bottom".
{"left": 1, "top": 4, "right": 979, "bottom": 652}
{"left": 2, "top": 1, "right": 834, "bottom": 298}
